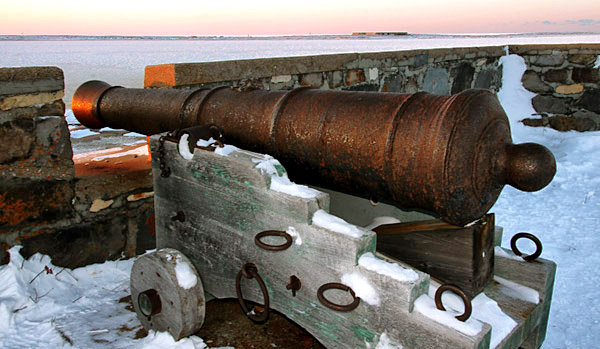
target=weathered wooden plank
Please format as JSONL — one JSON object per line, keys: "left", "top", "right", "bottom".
{"left": 376, "top": 214, "right": 495, "bottom": 298}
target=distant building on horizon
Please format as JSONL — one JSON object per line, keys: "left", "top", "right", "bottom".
{"left": 352, "top": 32, "right": 408, "bottom": 36}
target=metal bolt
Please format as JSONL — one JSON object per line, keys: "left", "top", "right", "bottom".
{"left": 138, "top": 289, "right": 162, "bottom": 319}
{"left": 286, "top": 275, "right": 301, "bottom": 297}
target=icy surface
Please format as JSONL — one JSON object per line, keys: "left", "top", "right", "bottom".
{"left": 494, "top": 246, "right": 524, "bottom": 261}
{"left": 594, "top": 55, "right": 600, "bottom": 69}
{"left": 312, "top": 209, "right": 364, "bottom": 238}
{"left": 358, "top": 252, "right": 419, "bottom": 282}
{"left": 493, "top": 276, "right": 539, "bottom": 304}
{"left": 340, "top": 272, "right": 380, "bottom": 306}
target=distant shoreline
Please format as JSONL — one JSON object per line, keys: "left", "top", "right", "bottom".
{"left": 1, "top": 32, "right": 599, "bottom": 41}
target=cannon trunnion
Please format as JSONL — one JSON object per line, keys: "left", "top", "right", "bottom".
{"left": 72, "top": 81, "right": 556, "bottom": 226}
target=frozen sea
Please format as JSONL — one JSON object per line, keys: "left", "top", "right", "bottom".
{"left": 1, "top": 33, "right": 600, "bottom": 107}
{"left": 1, "top": 33, "right": 600, "bottom": 348}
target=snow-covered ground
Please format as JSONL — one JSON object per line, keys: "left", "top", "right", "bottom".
{"left": 1, "top": 50, "right": 599, "bottom": 348}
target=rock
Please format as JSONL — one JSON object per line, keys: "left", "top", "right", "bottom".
{"left": 413, "top": 53, "right": 428, "bottom": 68}
{"left": 474, "top": 69, "right": 501, "bottom": 91}
{"left": 572, "top": 68, "right": 599, "bottom": 83}
{"left": 0, "top": 120, "right": 34, "bottom": 164}
{"left": 0, "top": 67, "right": 64, "bottom": 96}
{"left": 530, "top": 54, "right": 564, "bottom": 67}
{"left": 572, "top": 110, "right": 600, "bottom": 131}
{"left": 577, "top": 88, "right": 600, "bottom": 113}
{"left": 532, "top": 95, "right": 569, "bottom": 114}
{"left": 451, "top": 63, "right": 475, "bottom": 94}
{"left": 567, "top": 54, "right": 597, "bottom": 66}
{"left": 522, "top": 116, "right": 549, "bottom": 127}
{"left": 423, "top": 67, "right": 450, "bottom": 95}
{"left": 543, "top": 69, "right": 568, "bottom": 83}
{"left": 299, "top": 73, "right": 323, "bottom": 88}
{"left": 548, "top": 114, "right": 597, "bottom": 132}
{"left": 382, "top": 73, "right": 404, "bottom": 92}
{"left": 521, "top": 70, "right": 552, "bottom": 93}
{"left": 327, "top": 71, "right": 344, "bottom": 89}
{"left": 555, "top": 84, "right": 584, "bottom": 94}
{"left": 345, "top": 69, "right": 365, "bottom": 86}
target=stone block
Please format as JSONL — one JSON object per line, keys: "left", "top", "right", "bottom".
{"left": 423, "top": 67, "right": 450, "bottom": 95}
{"left": 567, "top": 54, "right": 598, "bottom": 66}
{"left": 382, "top": 73, "right": 405, "bottom": 92}
{"left": 451, "top": 63, "right": 475, "bottom": 94}
{"left": 548, "top": 114, "right": 597, "bottom": 132}
{"left": 0, "top": 100, "right": 65, "bottom": 123}
{"left": 413, "top": 53, "right": 428, "bottom": 67}
{"left": 342, "top": 83, "right": 379, "bottom": 92}
{"left": 555, "top": 84, "right": 584, "bottom": 94}
{"left": 18, "top": 217, "right": 126, "bottom": 268}
{"left": 521, "top": 70, "right": 552, "bottom": 93}
{"left": 572, "top": 67, "right": 599, "bottom": 83}
{"left": 532, "top": 95, "right": 569, "bottom": 114}
{"left": 0, "top": 178, "right": 74, "bottom": 229}
{"left": 0, "top": 119, "right": 35, "bottom": 164}
{"left": 474, "top": 68, "right": 501, "bottom": 91}
{"left": 299, "top": 73, "right": 323, "bottom": 88}
{"left": 530, "top": 54, "right": 564, "bottom": 67}
{"left": 0, "top": 116, "right": 74, "bottom": 180}
{"left": 543, "top": 69, "right": 568, "bottom": 83}
{"left": 0, "top": 67, "right": 64, "bottom": 96}
{"left": 326, "top": 71, "right": 344, "bottom": 89}
{"left": 0, "top": 91, "right": 64, "bottom": 111}
{"left": 345, "top": 69, "right": 365, "bottom": 86}
{"left": 577, "top": 88, "right": 600, "bottom": 113}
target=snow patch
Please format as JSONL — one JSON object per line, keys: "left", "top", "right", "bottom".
{"left": 594, "top": 55, "right": 600, "bottom": 69}
{"left": 70, "top": 128, "right": 99, "bottom": 139}
{"left": 91, "top": 144, "right": 148, "bottom": 161}
{"left": 286, "top": 226, "right": 303, "bottom": 245}
{"left": 166, "top": 252, "right": 198, "bottom": 290}
{"left": 140, "top": 330, "right": 208, "bottom": 348}
{"left": 494, "top": 276, "right": 539, "bottom": 304}
{"left": 497, "top": 53, "right": 537, "bottom": 143}
{"left": 178, "top": 134, "right": 194, "bottom": 160}
{"left": 494, "top": 246, "right": 524, "bottom": 262}
{"left": 415, "top": 281, "right": 517, "bottom": 347}
{"left": 215, "top": 144, "right": 240, "bottom": 156}
{"left": 253, "top": 155, "right": 321, "bottom": 199}
{"left": 375, "top": 332, "right": 403, "bottom": 349}
{"left": 340, "top": 272, "right": 380, "bottom": 306}
{"left": 358, "top": 253, "right": 419, "bottom": 282}
{"left": 124, "top": 131, "right": 145, "bottom": 137}
{"left": 312, "top": 209, "right": 364, "bottom": 238}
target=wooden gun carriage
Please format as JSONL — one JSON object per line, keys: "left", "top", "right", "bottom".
{"left": 73, "top": 81, "right": 557, "bottom": 348}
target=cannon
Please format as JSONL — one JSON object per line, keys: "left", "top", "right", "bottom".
{"left": 73, "top": 81, "right": 555, "bottom": 226}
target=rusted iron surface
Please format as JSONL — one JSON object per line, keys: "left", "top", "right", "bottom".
{"left": 72, "top": 81, "right": 556, "bottom": 226}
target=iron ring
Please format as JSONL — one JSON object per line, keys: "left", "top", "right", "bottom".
{"left": 434, "top": 284, "right": 472, "bottom": 322}
{"left": 317, "top": 282, "right": 361, "bottom": 312}
{"left": 235, "top": 263, "right": 270, "bottom": 322}
{"left": 510, "top": 232, "right": 542, "bottom": 261}
{"left": 255, "top": 230, "right": 293, "bottom": 251}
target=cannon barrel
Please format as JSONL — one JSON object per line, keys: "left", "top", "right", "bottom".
{"left": 72, "top": 81, "right": 556, "bottom": 226}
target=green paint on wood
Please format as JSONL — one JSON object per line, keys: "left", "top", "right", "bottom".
{"left": 352, "top": 326, "right": 376, "bottom": 343}
{"left": 274, "top": 164, "right": 286, "bottom": 177}
{"left": 315, "top": 321, "right": 339, "bottom": 340}
{"left": 356, "top": 235, "right": 377, "bottom": 263}
{"left": 192, "top": 170, "right": 209, "bottom": 181}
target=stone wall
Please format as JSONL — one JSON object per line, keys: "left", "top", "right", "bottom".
{"left": 0, "top": 67, "right": 155, "bottom": 267}
{"left": 145, "top": 44, "right": 600, "bottom": 132}
{"left": 514, "top": 45, "right": 600, "bottom": 131}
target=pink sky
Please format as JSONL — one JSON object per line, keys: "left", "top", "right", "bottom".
{"left": 2, "top": 0, "right": 600, "bottom": 35}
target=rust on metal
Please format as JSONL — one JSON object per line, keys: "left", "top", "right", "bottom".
{"left": 235, "top": 263, "right": 270, "bottom": 322}
{"left": 510, "top": 232, "right": 543, "bottom": 261}
{"left": 138, "top": 288, "right": 162, "bottom": 319}
{"left": 317, "top": 282, "right": 361, "bottom": 312}
{"left": 254, "top": 230, "right": 293, "bottom": 251}
{"left": 434, "top": 284, "right": 472, "bottom": 322}
{"left": 73, "top": 81, "right": 557, "bottom": 226}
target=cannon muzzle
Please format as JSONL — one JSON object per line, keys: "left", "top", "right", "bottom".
{"left": 72, "top": 81, "right": 556, "bottom": 226}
